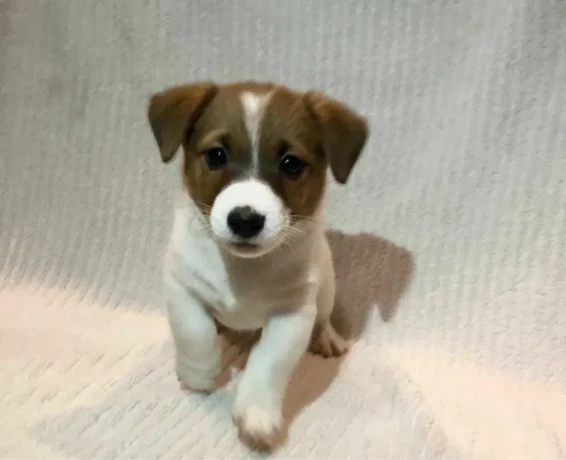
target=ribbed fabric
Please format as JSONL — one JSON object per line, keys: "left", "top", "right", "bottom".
{"left": 1, "top": 0, "right": 565, "bottom": 458}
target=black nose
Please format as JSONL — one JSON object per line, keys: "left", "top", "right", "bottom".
{"left": 227, "top": 206, "right": 266, "bottom": 239}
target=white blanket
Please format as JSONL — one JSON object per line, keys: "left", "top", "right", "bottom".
{"left": 1, "top": 1, "right": 565, "bottom": 458}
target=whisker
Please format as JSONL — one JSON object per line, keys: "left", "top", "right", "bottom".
{"left": 290, "top": 216, "right": 321, "bottom": 227}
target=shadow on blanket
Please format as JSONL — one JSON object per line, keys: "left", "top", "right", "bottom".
{"left": 281, "top": 230, "right": 414, "bottom": 431}
{"left": 328, "top": 230, "right": 415, "bottom": 337}
{"left": 220, "top": 230, "right": 415, "bottom": 446}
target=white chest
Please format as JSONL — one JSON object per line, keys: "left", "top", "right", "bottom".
{"left": 165, "top": 202, "right": 319, "bottom": 331}
{"left": 169, "top": 236, "right": 262, "bottom": 329}
{"left": 171, "top": 234, "right": 235, "bottom": 304}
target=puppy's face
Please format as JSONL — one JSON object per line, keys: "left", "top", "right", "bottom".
{"left": 148, "top": 81, "right": 367, "bottom": 258}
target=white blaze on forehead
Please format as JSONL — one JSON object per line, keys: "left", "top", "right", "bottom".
{"left": 239, "top": 91, "right": 272, "bottom": 171}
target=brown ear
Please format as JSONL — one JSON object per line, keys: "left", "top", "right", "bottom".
{"left": 147, "top": 82, "right": 218, "bottom": 163}
{"left": 304, "top": 91, "right": 368, "bottom": 184}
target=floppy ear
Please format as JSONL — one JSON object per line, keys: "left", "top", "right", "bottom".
{"left": 304, "top": 91, "right": 368, "bottom": 184}
{"left": 147, "top": 82, "right": 218, "bottom": 163}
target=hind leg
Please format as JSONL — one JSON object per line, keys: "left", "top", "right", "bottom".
{"left": 309, "top": 320, "right": 351, "bottom": 357}
{"left": 308, "top": 241, "right": 351, "bottom": 358}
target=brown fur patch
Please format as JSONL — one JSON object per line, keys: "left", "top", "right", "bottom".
{"left": 148, "top": 82, "right": 218, "bottom": 163}
{"left": 257, "top": 86, "right": 327, "bottom": 221}
{"left": 180, "top": 82, "right": 273, "bottom": 213}
{"left": 148, "top": 81, "right": 367, "bottom": 219}
{"left": 304, "top": 91, "right": 368, "bottom": 184}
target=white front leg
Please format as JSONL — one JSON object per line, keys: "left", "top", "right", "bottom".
{"left": 165, "top": 274, "right": 220, "bottom": 392}
{"left": 233, "top": 304, "right": 316, "bottom": 451}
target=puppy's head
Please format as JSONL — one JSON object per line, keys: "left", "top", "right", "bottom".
{"left": 148, "top": 81, "right": 367, "bottom": 258}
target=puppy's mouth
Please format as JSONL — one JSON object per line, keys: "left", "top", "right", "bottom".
{"left": 224, "top": 239, "right": 278, "bottom": 259}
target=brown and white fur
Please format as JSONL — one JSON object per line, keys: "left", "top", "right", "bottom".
{"left": 147, "top": 81, "right": 368, "bottom": 451}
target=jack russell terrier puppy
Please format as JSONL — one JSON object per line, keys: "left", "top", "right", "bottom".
{"left": 147, "top": 81, "right": 368, "bottom": 451}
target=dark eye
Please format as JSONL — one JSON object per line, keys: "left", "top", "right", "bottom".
{"left": 204, "top": 146, "right": 228, "bottom": 170}
{"left": 279, "top": 153, "right": 306, "bottom": 180}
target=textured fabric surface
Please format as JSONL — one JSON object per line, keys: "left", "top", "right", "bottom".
{"left": 1, "top": 1, "right": 565, "bottom": 458}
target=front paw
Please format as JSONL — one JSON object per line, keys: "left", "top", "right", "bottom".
{"left": 176, "top": 361, "right": 218, "bottom": 394}
{"left": 233, "top": 403, "right": 283, "bottom": 452}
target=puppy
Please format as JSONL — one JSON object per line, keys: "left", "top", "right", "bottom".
{"left": 147, "top": 81, "right": 367, "bottom": 451}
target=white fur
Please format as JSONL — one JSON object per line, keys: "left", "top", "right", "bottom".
{"left": 240, "top": 91, "right": 271, "bottom": 172}
{"left": 164, "top": 191, "right": 339, "bottom": 447}
{"left": 232, "top": 303, "right": 317, "bottom": 442}
{"left": 210, "top": 178, "right": 286, "bottom": 250}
